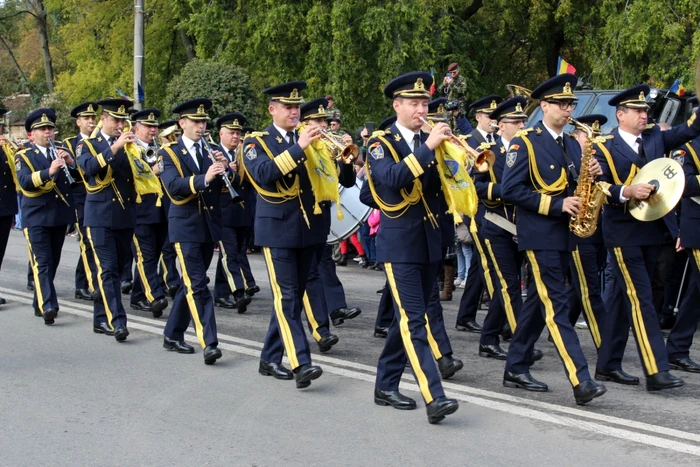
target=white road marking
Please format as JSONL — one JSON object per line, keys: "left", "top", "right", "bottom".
{"left": 2, "top": 287, "right": 699, "bottom": 456}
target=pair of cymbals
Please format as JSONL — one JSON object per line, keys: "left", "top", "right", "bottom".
{"left": 628, "top": 158, "right": 685, "bottom": 221}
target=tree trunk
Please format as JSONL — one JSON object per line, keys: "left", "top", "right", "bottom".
{"left": 0, "top": 34, "right": 29, "bottom": 90}
{"left": 31, "top": 0, "right": 54, "bottom": 92}
{"left": 179, "top": 29, "right": 196, "bottom": 61}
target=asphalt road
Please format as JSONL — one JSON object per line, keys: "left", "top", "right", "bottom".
{"left": 1, "top": 230, "right": 700, "bottom": 466}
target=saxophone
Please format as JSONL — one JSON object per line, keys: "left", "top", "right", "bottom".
{"left": 568, "top": 117, "right": 611, "bottom": 238}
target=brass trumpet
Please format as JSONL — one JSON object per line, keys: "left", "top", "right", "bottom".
{"left": 296, "top": 121, "right": 359, "bottom": 164}
{"left": 419, "top": 117, "right": 495, "bottom": 173}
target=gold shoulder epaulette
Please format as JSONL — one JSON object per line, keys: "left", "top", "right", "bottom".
{"left": 371, "top": 130, "right": 386, "bottom": 138}
{"left": 250, "top": 131, "right": 269, "bottom": 138}
{"left": 163, "top": 141, "right": 178, "bottom": 148}
{"left": 645, "top": 123, "right": 656, "bottom": 130}
{"left": 594, "top": 135, "right": 613, "bottom": 144}
{"left": 477, "top": 141, "right": 496, "bottom": 150}
{"left": 565, "top": 132, "right": 576, "bottom": 139}
{"left": 514, "top": 128, "right": 534, "bottom": 138}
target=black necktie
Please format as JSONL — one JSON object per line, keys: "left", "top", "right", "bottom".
{"left": 46, "top": 147, "right": 54, "bottom": 161}
{"left": 412, "top": 134, "right": 421, "bottom": 152}
{"left": 194, "top": 143, "right": 204, "bottom": 172}
{"left": 287, "top": 131, "right": 296, "bottom": 146}
{"left": 556, "top": 136, "right": 579, "bottom": 182}
{"left": 108, "top": 137, "right": 115, "bottom": 146}
{"left": 487, "top": 133, "right": 493, "bottom": 144}
{"left": 636, "top": 137, "right": 646, "bottom": 161}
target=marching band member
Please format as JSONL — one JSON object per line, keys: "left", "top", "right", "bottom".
{"left": 501, "top": 74, "right": 607, "bottom": 405}
{"left": 454, "top": 95, "right": 502, "bottom": 332}
{"left": 16, "top": 109, "right": 76, "bottom": 325}
{"left": 63, "top": 102, "right": 98, "bottom": 302}
{"left": 296, "top": 97, "right": 357, "bottom": 353}
{"left": 213, "top": 111, "right": 253, "bottom": 313}
{"left": 128, "top": 109, "right": 169, "bottom": 318}
{"left": 667, "top": 130, "right": 700, "bottom": 372}
{"left": 158, "top": 98, "right": 225, "bottom": 364}
{"left": 78, "top": 98, "right": 136, "bottom": 341}
{"left": 567, "top": 114, "right": 608, "bottom": 352}
{"left": 594, "top": 85, "right": 700, "bottom": 390}
{"left": 242, "top": 81, "right": 326, "bottom": 389}
{"left": 0, "top": 105, "right": 18, "bottom": 306}
{"left": 475, "top": 96, "right": 528, "bottom": 360}
{"left": 367, "top": 71, "right": 459, "bottom": 423}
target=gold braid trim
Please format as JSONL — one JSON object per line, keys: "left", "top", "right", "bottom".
{"left": 161, "top": 143, "right": 198, "bottom": 206}
{"left": 521, "top": 133, "right": 567, "bottom": 195}
{"left": 15, "top": 151, "right": 69, "bottom": 206}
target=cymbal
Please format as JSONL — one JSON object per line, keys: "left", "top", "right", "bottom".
{"left": 628, "top": 158, "right": 685, "bottom": 221}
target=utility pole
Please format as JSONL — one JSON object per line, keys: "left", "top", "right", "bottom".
{"left": 134, "top": 0, "right": 145, "bottom": 110}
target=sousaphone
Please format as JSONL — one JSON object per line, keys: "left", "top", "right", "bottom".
{"left": 628, "top": 158, "right": 685, "bottom": 221}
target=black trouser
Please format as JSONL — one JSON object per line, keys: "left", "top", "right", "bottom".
{"left": 24, "top": 226, "right": 66, "bottom": 314}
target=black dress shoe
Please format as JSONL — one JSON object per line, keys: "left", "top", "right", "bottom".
{"left": 503, "top": 371, "right": 549, "bottom": 392}
{"left": 150, "top": 298, "right": 168, "bottom": 318}
{"left": 646, "top": 371, "right": 685, "bottom": 391}
{"left": 318, "top": 333, "right": 339, "bottom": 353}
{"left": 93, "top": 322, "right": 115, "bottom": 336}
{"left": 203, "top": 345, "right": 222, "bottom": 365}
{"left": 120, "top": 281, "right": 133, "bottom": 294}
{"left": 530, "top": 348, "right": 543, "bottom": 363}
{"left": 75, "top": 288, "right": 93, "bottom": 301}
{"left": 43, "top": 308, "right": 58, "bottom": 325}
{"left": 455, "top": 320, "right": 482, "bottom": 333}
{"left": 34, "top": 308, "right": 42, "bottom": 317}
{"left": 336, "top": 254, "right": 347, "bottom": 266}
{"left": 0, "top": 296, "right": 5, "bottom": 305}
{"left": 167, "top": 285, "right": 181, "bottom": 298}
{"left": 130, "top": 300, "right": 152, "bottom": 312}
{"left": 479, "top": 344, "right": 507, "bottom": 360}
{"left": 374, "top": 389, "right": 417, "bottom": 410}
{"left": 426, "top": 397, "right": 459, "bottom": 424}
{"left": 214, "top": 297, "right": 235, "bottom": 309}
{"left": 114, "top": 325, "right": 129, "bottom": 342}
{"left": 259, "top": 360, "right": 294, "bottom": 380}
{"left": 669, "top": 357, "right": 700, "bottom": 374}
{"left": 245, "top": 285, "right": 260, "bottom": 296}
{"left": 163, "top": 336, "right": 195, "bottom": 354}
{"left": 438, "top": 355, "right": 464, "bottom": 379}
{"left": 295, "top": 364, "right": 323, "bottom": 388}
{"left": 27, "top": 280, "right": 34, "bottom": 291}
{"left": 330, "top": 307, "right": 362, "bottom": 326}
{"left": 374, "top": 326, "right": 388, "bottom": 338}
{"left": 595, "top": 368, "right": 640, "bottom": 385}
{"left": 233, "top": 293, "right": 251, "bottom": 314}
{"left": 573, "top": 379, "right": 607, "bottom": 405}
{"left": 376, "top": 287, "right": 385, "bottom": 295}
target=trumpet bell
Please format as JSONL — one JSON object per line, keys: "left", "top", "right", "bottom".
{"left": 338, "top": 144, "right": 360, "bottom": 164}
{"left": 474, "top": 149, "right": 496, "bottom": 173}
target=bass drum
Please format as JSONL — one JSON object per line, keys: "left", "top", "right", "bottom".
{"left": 327, "top": 177, "right": 372, "bottom": 244}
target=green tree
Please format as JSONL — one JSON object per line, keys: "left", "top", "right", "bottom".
{"left": 163, "top": 59, "right": 261, "bottom": 125}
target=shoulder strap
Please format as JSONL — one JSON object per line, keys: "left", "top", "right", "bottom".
{"left": 161, "top": 144, "right": 197, "bottom": 206}
{"left": 80, "top": 138, "right": 114, "bottom": 193}
{"left": 596, "top": 141, "right": 638, "bottom": 186}
{"left": 520, "top": 133, "right": 567, "bottom": 194}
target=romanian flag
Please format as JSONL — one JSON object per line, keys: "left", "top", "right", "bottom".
{"left": 669, "top": 79, "right": 685, "bottom": 96}
{"left": 429, "top": 68, "right": 436, "bottom": 96}
{"left": 556, "top": 57, "right": 576, "bottom": 75}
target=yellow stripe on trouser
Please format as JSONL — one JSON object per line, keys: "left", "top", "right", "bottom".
{"left": 133, "top": 235, "right": 155, "bottom": 302}
{"left": 302, "top": 292, "right": 322, "bottom": 342}
{"left": 218, "top": 241, "right": 238, "bottom": 292}
{"left": 159, "top": 254, "right": 169, "bottom": 286}
{"left": 385, "top": 263, "right": 434, "bottom": 404}
{"left": 86, "top": 227, "right": 115, "bottom": 330}
{"left": 239, "top": 268, "right": 249, "bottom": 289}
{"left": 23, "top": 228, "right": 46, "bottom": 315}
{"left": 262, "top": 247, "right": 299, "bottom": 369}
{"left": 572, "top": 248, "right": 601, "bottom": 348}
{"left": 612, "top": 247, "right": 658, "bottom": 375}
{"left": 484, "top": 239, "right": 517, "bottom": 330}
{"left": 76, "top": 222, "right": 94, "bottom": 292}
{"left": 526, "top": 251, "right": 580, "bottom": 386}
{"left": 472, "top": 232, "right": 494, "bottom": 296}
{"left": 174, "top": 242, "right": 207, "bottom": 349}
{"left": 425, "top": 316, "right": 442, "bottom": 360}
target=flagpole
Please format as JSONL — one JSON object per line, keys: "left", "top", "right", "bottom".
{"left": 134, "top": 0, "right": 145, "bottom": 110}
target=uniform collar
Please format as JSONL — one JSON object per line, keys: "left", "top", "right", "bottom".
{"left": 80, "top": 133, "right": 90, "bottom": 140}
{"left": 541, "top": 121, "right": 564, "bottom": 141}
{"left": 181, "top": 134, "right": 200, "bottom": 151}
{"left": 501, "top": 137, "right": 511, "bottom": 152}
{"left": 35, "top": 143, "right": 48, "bottom": 156}
{"left": 394, "top": 120, "right": 421, "bottom": 145}
{"left": 476, "top": 127, "right": 492, "bottom": 141}
{"left": 617, "top": 127, "right": 641, "bottom": 152}
{"left": 272, "top": 123, "right": 294, "bottom": 142}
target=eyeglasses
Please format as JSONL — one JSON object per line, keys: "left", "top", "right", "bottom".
{"left": 546, "top": 100, "right": 578, "bottom": 110}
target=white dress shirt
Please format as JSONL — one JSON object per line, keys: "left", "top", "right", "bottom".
{"left": 394, "top": 121, "right": 422, "bottom": 152}
{"left": 616, "top": 128, "right": 643, "bottom": 202}
{"left": 181, "top": 134, "right": 203, "bottom": 170}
